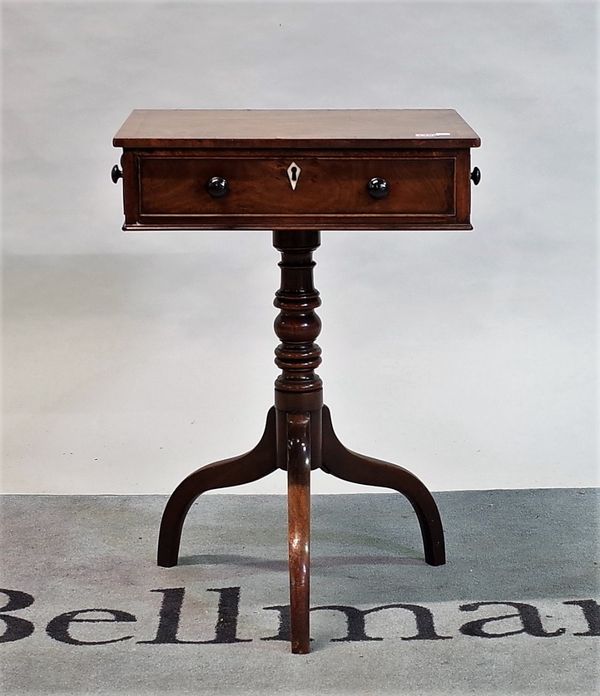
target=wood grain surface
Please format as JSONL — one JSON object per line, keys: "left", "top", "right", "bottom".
{"left": 139, "top": 154, "right": 455, "bottom": 216}
{"left": 114, "top": 109, "right": 480, "bottom": 149}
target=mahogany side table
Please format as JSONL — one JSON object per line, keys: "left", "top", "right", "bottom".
{"left": 112, "top": 109, "right": 481, "bottom": 653}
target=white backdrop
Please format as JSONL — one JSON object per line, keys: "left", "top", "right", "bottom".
{"left": 2, "top": 1, "right": 597, "bottom": 494}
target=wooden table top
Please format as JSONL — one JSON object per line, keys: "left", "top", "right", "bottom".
{"left": 113, "top": 109, "right": 480, "bottom": 150}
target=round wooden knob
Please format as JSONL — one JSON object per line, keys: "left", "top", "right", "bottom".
{"left": 206, "top": 176, "right": 229, "bottom": 198}
{"left": 367, "top": 177, "right": 389, "bottom": 199}
{"left": 111, "top": 165, "right": 123, "bottom": 183}
{"left": 470, "top": 167, "right": 481, "bottom": 185}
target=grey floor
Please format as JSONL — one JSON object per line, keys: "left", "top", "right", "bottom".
{"left": 1, "top": 490, "right": 598, "bottom": 695}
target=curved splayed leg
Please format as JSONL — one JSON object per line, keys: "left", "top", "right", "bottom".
{"left": 157, "top": 408, "right": 277, "bottom": 568}
{"left": 321, "top": 405, "right": 445, "bottom": 566}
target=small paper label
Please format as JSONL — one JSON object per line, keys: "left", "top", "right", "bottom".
{"left": 415, "top": 132, "right": 451, "bottom": 137}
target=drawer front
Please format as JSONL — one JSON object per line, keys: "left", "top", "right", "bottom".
{"left": 122, "top": 150, "right": 471, "bottom": 230}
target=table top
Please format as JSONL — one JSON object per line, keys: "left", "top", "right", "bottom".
{"left": 113, "top": 109, "right": 480, "bottom": 150}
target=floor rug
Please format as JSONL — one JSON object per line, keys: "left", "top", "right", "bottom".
{"left": 1, "top": 490, "right": 598, "bottom": 695}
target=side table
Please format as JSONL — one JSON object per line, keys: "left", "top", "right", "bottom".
{"left": 112, "top": 109, "right": 481, "bottom": 653}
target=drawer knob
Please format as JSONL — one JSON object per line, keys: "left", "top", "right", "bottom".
{"left": 470, "top": 167, "right": 481, "bottom": 185}
{"left": 367, "top": 177, "right": 389, "bottom": 199}
{"left": 206, "top": 176, "right": 229, "bottom": 198}
{"left": 111, "top": 165, "right": 123, "bottom": 183}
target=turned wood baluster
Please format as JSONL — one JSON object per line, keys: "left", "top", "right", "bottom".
{"left": 273, "top": 229, "right": 323, "bottom": 654}
{"left": 273, "top": 232, "right": 323, "bottom": 397}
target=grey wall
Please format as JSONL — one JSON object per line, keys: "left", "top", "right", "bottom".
{"left": 2, "top": 1, "right": 597, "bottom": 493}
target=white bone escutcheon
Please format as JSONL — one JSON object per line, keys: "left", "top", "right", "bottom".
{"left": 287, "top": 162, "right": 301, "bottom": 190}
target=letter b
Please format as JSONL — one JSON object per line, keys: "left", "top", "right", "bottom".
{"left": 0, "top": 588, "right": 35, "bottom": 643}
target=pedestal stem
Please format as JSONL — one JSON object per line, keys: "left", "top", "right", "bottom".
{"left": 273, "top": 230, "right": 322, "bottom": 653}
{"left": 273, "top": 229, "right": 323, "bottom": 470}
{"left": 273, "top": 230, "right": 323, "bottom": 400}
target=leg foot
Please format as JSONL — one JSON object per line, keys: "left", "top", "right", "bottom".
{"left": 321, "top": 406, "right": 445, "bottom": 566}
{"left": 157, "top": 408, "right": 277, "bottom": 567}
{"left": 286, "top": 412, "right": 311, "bottom": 654}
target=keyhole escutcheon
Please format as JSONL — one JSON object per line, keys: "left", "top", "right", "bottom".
{"left": 287, "top": 162, "right": 301, "bottom": 190}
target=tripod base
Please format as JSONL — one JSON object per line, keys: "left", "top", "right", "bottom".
{"left": 158, "top": 229, "right": 445, "bottom": 654}
{"left": 157, "top": 404, "right": 445, "bottom": 654}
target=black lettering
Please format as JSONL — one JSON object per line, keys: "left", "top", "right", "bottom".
{"left": 139, "top": 586, "right": 250, "bottom": 644}
{"left": 564, "top": 599, "right": 600, "bottom": 636}
{"left": 46, "top": 609, "right": 136, "bottom": 645}
{"left": 320, "top": 603, "right": 451, "bottom": 642}
{"left": 261, "top": 604, "right": 291, "bottom": 642}
{"left": 0, "top": 588, "right": 35, "bottom": 643}
{"left": 262, "top": 602, "right": 450, "bottom": 642}
{"left": 459, "top": 601, "right": 565, "bottom": 638}
{"left": 138, "top": 588, "right": 189, "bottom": 644}
{"left": 203, "top": 587, "right": 251, "bottom": 644}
